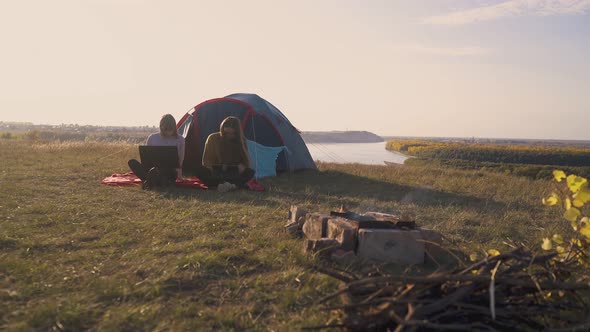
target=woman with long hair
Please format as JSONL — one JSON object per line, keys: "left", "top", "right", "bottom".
{"left": 199, "top": 116, "right": 255, "bottom": 191}
{"left": 128, "top": 114, "right": 185, "bottom": 189}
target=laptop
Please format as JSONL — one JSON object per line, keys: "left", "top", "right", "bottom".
{"left": 139, "top": 145, "right": 179, "bottom": 169}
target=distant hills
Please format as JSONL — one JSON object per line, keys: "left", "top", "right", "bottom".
{"left": 302, "top": 131, "right": 384, "bottom": 143}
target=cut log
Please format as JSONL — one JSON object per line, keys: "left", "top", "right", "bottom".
{"left": 288, "top": 205, "right": 307, "bottom": 224}
{"left": 357, "top": 229, "right": 424, "bottom": 265}
{"left": 302, "top": 213, "right": 331, "bottom": 239}
{"left": 285, "top": 206, "right": 308, "bottom": 235}
{"left": 326, "top": 218, "right": 359, "bottom": 252}
{"left": 419, "top": 228, "right": 444, "bottom": 260}
{"left": 363, "top": 211, "right": 401, "bottom": 222}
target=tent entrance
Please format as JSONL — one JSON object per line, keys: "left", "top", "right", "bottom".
{"left": 242, "top": 112, "right": 287, "bottom": 170}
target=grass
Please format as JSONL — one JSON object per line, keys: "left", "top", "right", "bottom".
{"left": 404, "top": 157, "right": 590, "bottom": 180}
{"left": 0, "top": 139, "right": 569, "bottom": 330}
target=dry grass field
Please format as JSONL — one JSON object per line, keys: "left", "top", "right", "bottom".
{"left": 0, "top": 139, "right": 568, "bottom": 331}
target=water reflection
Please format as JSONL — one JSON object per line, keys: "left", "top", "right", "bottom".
{"left": 306, "top": 142, "right": 408, "bottom": 165}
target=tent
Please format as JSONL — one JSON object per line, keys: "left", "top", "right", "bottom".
{"left": 176, "top": 93, "right": 317, "bottom": 175}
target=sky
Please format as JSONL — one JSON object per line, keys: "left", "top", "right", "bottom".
{"left": 0, "top": 0, "right": 589, "bottom": 139}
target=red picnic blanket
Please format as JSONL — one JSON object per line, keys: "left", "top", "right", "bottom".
{"left": 100, "top": 172, "right": 265, "bottom": 191}
{"left": 101, "top": 172, "right": 208, "bottom": 189}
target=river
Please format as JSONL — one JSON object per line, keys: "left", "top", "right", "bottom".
{"left": 305, "top": 142, "right": 408, "bottom": 165}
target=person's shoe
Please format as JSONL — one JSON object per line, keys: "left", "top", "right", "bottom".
{"left": 246, "top": 179, "right": 265, "bottom": 191}
{"left": 143, "top": 167, "right": 160, "bottom": 190}
{"left": 141, "top": 181, "right": 150, "bottom": 190}
{"left": 217, "top": 182, "right": 237, "bottom": 193}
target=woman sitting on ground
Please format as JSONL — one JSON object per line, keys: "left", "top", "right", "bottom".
{"left": 198, "top": 116, "right": 255, "bottom": 191}
{"left": 128, "top": 114, "right": 185, "bottom": 189}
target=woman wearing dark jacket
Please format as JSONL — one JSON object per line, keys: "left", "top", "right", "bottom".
{"left": 198, "top": 116, "right": 255, "bottom": 191}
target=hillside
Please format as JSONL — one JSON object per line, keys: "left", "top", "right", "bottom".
{"left": 302, "top": 131, "right": 383, "bottom": 143}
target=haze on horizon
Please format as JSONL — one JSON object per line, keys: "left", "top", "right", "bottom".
{"left": 0, "top": 0, "right": 589, "bottom": 140}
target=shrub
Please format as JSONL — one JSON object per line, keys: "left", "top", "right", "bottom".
{"left": 541, "top": 171, "right": 590, "bottom": 266}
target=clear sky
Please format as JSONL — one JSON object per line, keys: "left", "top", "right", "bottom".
{"left": 0, "top": 0, "right": 589, "bottom": 139}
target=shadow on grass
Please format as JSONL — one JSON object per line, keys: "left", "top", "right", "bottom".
{"left": 151, "top": 169, "right": 504, "bottom": 212}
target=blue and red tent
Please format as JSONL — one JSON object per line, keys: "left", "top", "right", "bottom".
{"left": 177, "top": 93, "right": 316, "bottom": 174}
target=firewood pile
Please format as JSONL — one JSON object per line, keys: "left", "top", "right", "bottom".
{"left": 308, "top": 247, "right": 590, "bottom": 331}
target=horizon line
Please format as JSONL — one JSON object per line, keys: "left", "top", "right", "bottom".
{"left": 1, "top": 120, "right": 589, "bottom": 143}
